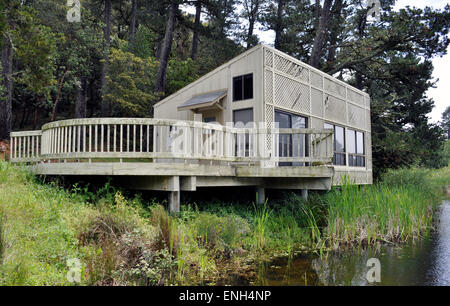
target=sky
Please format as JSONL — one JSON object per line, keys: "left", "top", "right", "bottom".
{"left": 183, "top": 0, "right": 449, "bottom": 123}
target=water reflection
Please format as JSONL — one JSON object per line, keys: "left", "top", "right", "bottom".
{"left": 428, "top": 201, "right": 450, "bottom": 285}
{"left": 234, "top": 201, "right": 450, "bottom": 286}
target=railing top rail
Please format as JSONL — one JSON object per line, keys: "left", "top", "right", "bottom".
{"left": 41, "top": 118, "right": 232, "bottom": 133}
{"left": 41, "top": 118, "right": 335, "bottom": 135}
{"left": 11, "top": 130, "right": 43, "bottom": 137}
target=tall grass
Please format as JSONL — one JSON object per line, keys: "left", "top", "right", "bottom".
{"left": 0, "top": 160, "right": 448, "bottom": 285}
{"left": 253, "top": 203, "right": 271, "bottom": 250}
{"left": 325, "top": 168, "right": 445, "bottom": 246}
{"left": 0, "top": 208, "right": 5, "bottom": 266}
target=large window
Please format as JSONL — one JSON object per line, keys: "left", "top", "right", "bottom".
{"left": 348, "top": 129, "right": 366, "bottom": 167}
{"left": 233, "top": 108, "right": 254, "bottom": 157}
{"left": 324, "top": 123, "right": 346, "bottom": 166}
{"left": 233, "top": 74, "right": 253, "bottom": 101}
{"left": 276, "top": 110, "right": 308, "bottom": 166}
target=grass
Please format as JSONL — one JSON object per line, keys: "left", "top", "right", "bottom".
{"left": 0, "top": 160, "right": 448, "bottom": 285}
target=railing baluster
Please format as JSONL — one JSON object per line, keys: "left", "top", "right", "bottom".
{"left": 140, "top": 125, "right": 143, "bottom": 153}
{"left": 132, "top": 124, "right": 135, "bottom": 152}
{"left": 120, "top": 124, "right": 123, "bottom": 153}
{"left": 147, "top": 125, "right": 150, "bottom": 153}
{"left": 107, "top": 124, "right": 110, "bottom": 152}
{"left": 95, "top": 124, "right": 98, "bottom": 153}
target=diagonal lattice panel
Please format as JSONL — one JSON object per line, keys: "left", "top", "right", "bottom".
{"left": 311, "top": 88, "right": 324, "bottom": 117}
{"left": 348, "top": 104, "right": 365, "bottom": 127}
{"left": 264, "top": 70, "right": 273, "bottom": 105}
{"left": 311, "top": 71, "right": 323, "bottom": 89}
{"left": 324, "top": 77, "right": 346, "bottom": 99}
{"left": 265, "top": 49, "right": 273, "bottom": 68}
{"left": 347, "top": 88, "right": 365, "bottom": 107}
{"left": 274, "top": 54, "right": 309, "bottom": 82}
{"left": 324, "top": 95, "right": 346, "bottom": 123}
{"left": 274, "top": 74, "right": 310, "bottom": 114}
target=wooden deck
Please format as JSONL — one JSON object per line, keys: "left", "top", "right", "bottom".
{"left": 10, "top": 118, "right": 334, "bottom": 211}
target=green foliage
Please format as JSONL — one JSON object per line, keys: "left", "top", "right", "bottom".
{"left": 166, "top": 58, "right": 199, "bottom": 96}
{"left": 104, "top": 48, "right": 159, "bottom": 117}
{"left": 194, "top": 212, "right": 250, "bottom": 250}
{"left": 0, "top": 162, "right": 448, "bottom": 285}
{"left": 12, "top": 8, "right": 58, "bottom": 103}
{"left": 325, "top": 167, "right": 448, "bottom": 246}
{"left": 442, "top": 106, "right": 450, "bottom": 140}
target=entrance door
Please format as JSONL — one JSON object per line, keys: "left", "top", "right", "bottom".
{"left": 275, "top": 110, "right": 308, "bottom": 166}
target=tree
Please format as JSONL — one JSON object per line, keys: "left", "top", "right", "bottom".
{"left": 442, "top": 106, "right": 450, "bottom": 140}
{"left": 155, "top": 1, "right": 179, "bottom": 96}
{"left": 129, "top": 0, "right": 137, "bottom": 51}
{"left": 104, "top": 48, "right": 158, "bottom": 117}
{"left": 241, "top": 0, "right": 265, "bottom": 49}
{"left": 100, "top": 0, "right": 112, "bottom": 116}
{"left": 0, "top": 0, "right": 18, "bottom": 139}
{"left": 191, "top": 0, "right": 203, "bottom": 60}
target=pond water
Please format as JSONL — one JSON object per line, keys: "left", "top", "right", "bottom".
{"left": 222, "top": 200, "right": 450, "bottom": 286}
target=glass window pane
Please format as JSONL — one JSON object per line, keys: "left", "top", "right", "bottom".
{"left": 233, "top": 108, "right": 253, "bottom": 127}
{"left": 292, "top": 115, "right": 307, "bottom": 129}
{"left": 243, "top": 74, "right": 253, "bottom": 100}
{"left": 357, "top": 132, "right": 364, "bottom": 155}
{"left": 233, "top": 76, "right": 243, "bottom": 101}
{"left": 324, "top": 123, "right": 333, "bottom": 130}
{"left": 335, "top": 126, "right": 345, "bottom": 153}
{"left": 204, "top": 117, "right": 216, "bottom": 123}
{"left": 275, "top": 111, "right": 290, "bottom": 128}
{"left": 348, "top": 130, "right": 356, "bottom": 154}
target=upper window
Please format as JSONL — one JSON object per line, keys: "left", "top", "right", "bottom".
{"left": 324, "top": 123, "right": 346, "bottom": 166}
{"left": 233, "top": 74, "right": 253, "bottom": 101}
{"left": 348, "top": 129, "right": 365, "bottom": 167}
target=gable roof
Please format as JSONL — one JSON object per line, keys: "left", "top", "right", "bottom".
{"left": 154, "top": 44, "right": 370, "bottom": 109}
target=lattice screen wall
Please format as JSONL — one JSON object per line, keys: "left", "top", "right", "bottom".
{"left": 263, "top": 46, "right": 372, "bottom": 173}
{"left": 263, "top": 47, "right": 370, "bottom": 132}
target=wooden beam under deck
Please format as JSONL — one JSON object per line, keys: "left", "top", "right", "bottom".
{"left": 31, "top": 162, "right": 333, "bottom": 179}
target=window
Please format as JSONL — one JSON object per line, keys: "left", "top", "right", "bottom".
{"left": 324, "top": 123, "right": 346, "bottom": 166}
{"left": 276, "top": 110, "right": 308, "bottom": 166}
{"left": 203, "top": 117, "right": 216, "bottom": 123}
{"left": 233, "top": 108, "right": 254, "bottom": 157}
{"left": 348, "top": 129, "right": 365, "bottom": 167}
{"left": 233, "top": 74, "right": 253, "bottom": 101}
{"left": 233, "top": 108, "right": 254, "bottom": 127}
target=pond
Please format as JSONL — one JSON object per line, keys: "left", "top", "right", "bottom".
{"left": 221, "top": 200, "right": 450, "bottom": 286}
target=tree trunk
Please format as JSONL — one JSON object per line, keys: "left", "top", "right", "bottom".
{"left": 191, "top": 0, "right": 202, "bottom": 60}
{"left": 274, "top": 0, "right": 284, "bottom": 50}
{"left": 247, "top": 17, "right": 255, "bottom": 49}
{"left": 309, "top": 0, "right": 333, "bottom": 68}
{"left": 355, "top": 10, "right": 367, "bottom": 90}
{"left": 50, "top": 69, "right": 68, "bottom": 121}
{"left": 33, "top": 103, "right": 39, "bottom": 130}
{"left": 100, "top": 0, "right": 112, "bottom": 117}
{"left": 155, "top": 1, "right": 178, "bottom": 95}
{"left": 326, "top": 0, "right": 343, "bottom": 66}
{"left": 0, "top": 34, "right": 13, "bottom": 140}
{"left": 75, "top": 77, "right": 88, "bottom": 118}
{"left": 129, "top": 0, "right": 137, "bottom": 51}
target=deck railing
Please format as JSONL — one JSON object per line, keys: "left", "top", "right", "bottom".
{"left": 10, "top": 118, "right": 333, "bottom": 166}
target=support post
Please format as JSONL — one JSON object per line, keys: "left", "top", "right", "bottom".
{"left": 168, "top": 190, "right": 180, "bottom": 213}
{"left": 256, "top": 187, "right": 265, "bottom": 205}
{"left": 168, "top": 176, "right": 180, "bottom": 213}
{"left": 301, "top": 189, "right": 308, "bottom": 200}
